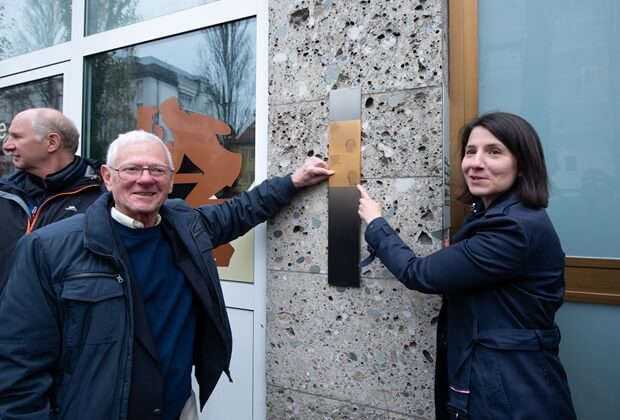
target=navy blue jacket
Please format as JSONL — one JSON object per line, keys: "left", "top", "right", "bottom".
{"left": 0, "top": 175, "right": 298, "bottom": 419}
{"left": 364, "top": 193, "right": 576, "bottom": 419}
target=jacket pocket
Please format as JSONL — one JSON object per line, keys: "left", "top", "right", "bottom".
{"left": 61, "top": 273, "right": 125, "bottom": 345}
{"left": 471, "top": 347, "right": 512, "bottom": 419}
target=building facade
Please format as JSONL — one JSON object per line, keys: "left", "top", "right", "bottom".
{"left": 1, "top": 1, "right": 618, "bottom": 419}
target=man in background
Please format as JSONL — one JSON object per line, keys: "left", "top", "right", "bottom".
{"left": 0, "top": 108, "right": 102, "bottom": 284}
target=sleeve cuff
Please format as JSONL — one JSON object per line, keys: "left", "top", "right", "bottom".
{"left": 283, "top": 173, "right": 299, "bottom": 194}
{"left": 359, "top": 217, "right": 396, "bottom": 268}
{"left": 365, "top": 217, "right": 396, "bottom": 246}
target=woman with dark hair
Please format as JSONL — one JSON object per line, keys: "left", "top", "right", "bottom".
{"left": 358, "top": 112, "right": 576, "bottom": 419}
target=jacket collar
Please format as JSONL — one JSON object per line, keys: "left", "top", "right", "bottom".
{"left": 159, "top": 199, "right": 199, "bottom": 238}
{"left": 0, "top": 156, "right": 101, "bottom": 202}
{"left": 83, "top": 195, "right": 195, "bottom": 260}
{"left": 469, "top": 189, "right": 520, "bottom": 218}
{"left": 83, "top": 193, "right": 119, "bottom": 260}
{"left": 110, "top": 206, "right": 162, "bottom": 228}
{"left": 454, "top": 192, "right": 521, "bottom": 244}
{"left": 47, "top": 157, "right": 101, "bottom": 193}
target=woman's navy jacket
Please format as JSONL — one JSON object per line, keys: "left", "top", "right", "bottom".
{"left": 0, "top": 175, "right": 298, "bottom": 419}
{"left": 363, "top": 193, "right": 576, "bottom": 419}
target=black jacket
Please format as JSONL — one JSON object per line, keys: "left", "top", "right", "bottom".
{"left": 0, "top": 156, "right": 103, "bottom": 284}
{"left": 364, "top": 192, "right": 576, "bottom": 419}
{"left": 0, "top": 174, "right": 298, "bottom": 419}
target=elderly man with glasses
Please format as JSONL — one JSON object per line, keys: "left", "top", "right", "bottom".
{"left": 0, "top": 130, "right": 334, "bottom": 420}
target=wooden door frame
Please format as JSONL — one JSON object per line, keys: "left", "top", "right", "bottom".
{"left": 448, "top": 0, "right": 620, "bottom": 305}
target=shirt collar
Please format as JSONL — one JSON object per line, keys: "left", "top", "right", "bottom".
{"left": 110, "top": 206, "right": 161, "bottom": 229}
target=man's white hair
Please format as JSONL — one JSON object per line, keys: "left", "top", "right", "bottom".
{"left": 106, "top": 130, "right": 174, "bottom": 169}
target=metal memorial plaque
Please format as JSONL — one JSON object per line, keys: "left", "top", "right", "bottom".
{"left": 328, "top": 87, "right": 361, "bottom": 287}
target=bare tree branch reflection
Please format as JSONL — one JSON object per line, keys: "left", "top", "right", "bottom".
{"left": 10, "top": 0, "right": 70, "bottom": 56}
{"left": 86, "top": 0, "right": 138, "bottom": 34}
{"left": 0, "top": 5, "right": 15, "bottom": 59}
{"left": 196, "top": 19, "right": 256, "bottom": 140}
{"left": 0, "top": 78, "right": 62, "bottom": 123}
{"left": 0, "top": 0, "right": 139, "bottom": 57}
{"left": 87, "top": 50, "right": 137, "bottom": 161}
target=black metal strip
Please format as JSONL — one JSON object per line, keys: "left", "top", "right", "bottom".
{"left": 327, "top": 87, "right": 361, "bottom": 287}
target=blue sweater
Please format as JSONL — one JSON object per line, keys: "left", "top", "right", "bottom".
{"left": 114, "top": 222, "right": 196, "bottom": 420}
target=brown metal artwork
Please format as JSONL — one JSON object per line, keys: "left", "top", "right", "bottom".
{"left": 136, "top": 97, "right": 242, "bottom": 267}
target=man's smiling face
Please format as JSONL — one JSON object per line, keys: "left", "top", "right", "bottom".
{"left": 102, "top": 138, "right": 173, "bottom": 227}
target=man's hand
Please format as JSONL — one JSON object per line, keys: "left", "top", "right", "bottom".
{"left": 357, "top": 184, "right": 383, "bottom": 224}
{"left": 291, "top": 157, "right": 334, "bottom": 188}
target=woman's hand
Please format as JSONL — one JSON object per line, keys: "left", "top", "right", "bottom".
{"left": 357, "top": 185, "right": 383, "bottom": 225}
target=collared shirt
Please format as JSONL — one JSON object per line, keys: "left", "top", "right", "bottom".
{"left": 111, "top": 206, "right": 161, "bottom": 229}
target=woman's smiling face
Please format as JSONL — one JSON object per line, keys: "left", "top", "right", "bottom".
{"left": 461, "top": 126, "right": 519, "bottom": 208}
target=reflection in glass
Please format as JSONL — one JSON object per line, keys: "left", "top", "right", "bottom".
{"left": 85, "top": 18, "right": 256, "bottom": 197}
{"left": 0, "top": 0, "right": 71, "bottom": 59}
{"left": 478, "top": 1, "right": 620, "bottom": 258}
{"left": 86, "top": 0, "right": 217, "bottom": 35}
{"left": 0, "top": 76, "right": 63, "bottom": 177}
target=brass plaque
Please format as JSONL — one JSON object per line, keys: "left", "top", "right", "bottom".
{"left": 328, "top": 120, "right": 361, "bottom": 187}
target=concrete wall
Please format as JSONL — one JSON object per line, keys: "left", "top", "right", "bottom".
{"left": 266, "top": 1, "right": 448, "bottom": 418}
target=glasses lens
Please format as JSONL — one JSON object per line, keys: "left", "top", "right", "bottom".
{"left": 149, "top": 166, "right": 169, "bottom": 178}
{"left": 117, "top": 165, "right": 170, "bottom": 181}
{"left": 118, "top": 166, "right": 140, "bottom": 180}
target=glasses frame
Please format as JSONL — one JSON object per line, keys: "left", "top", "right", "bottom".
{"left": 109, "top": 164, "right": 174, "bottom": 182}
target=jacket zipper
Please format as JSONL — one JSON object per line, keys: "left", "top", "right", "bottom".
{"left": 55, "top": 270, "right": 125, "bottom": 418}
{"left": 80, "top": 248, "right": 131, "bottom": 420}
{"left": 26, "top": 184, "right": 100, "bottom": 233}
{"left": 63, "top": 272, "right": 124, "bottom": 283}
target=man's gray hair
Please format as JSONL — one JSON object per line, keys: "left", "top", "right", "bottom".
{"left": 30, "top": 108, "right": 80, "bottom": 154}
{"left": 106, "top": 130, "right": 174, "bottom": 169}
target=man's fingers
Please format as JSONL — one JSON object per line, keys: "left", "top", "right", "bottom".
{"left": 315, "top": 159, "right": 329, "bottom": 169}
{"left": 311, "top": 167, "right": 332, "bottom": 177}
{"left": 307, "top": 156, "right": 327, "bottom": 168}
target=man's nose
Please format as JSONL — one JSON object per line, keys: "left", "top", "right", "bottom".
{"left": 2, "top": 137, "right": 14, "bottom": 151}
{"left": 135, "top": 168, "right": 156, "bottom": 183}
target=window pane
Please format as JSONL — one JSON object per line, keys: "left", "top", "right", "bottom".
{"left": 0, "top": 0, "right": 71, "bottom": 59}
{"left": 0, "top": 76, "right": 63, "bottom": 177}
{"left": 478, "top": 1, "right": 620, "bottom": 258}
{"left": 85, "top": 0, "right": 218, "bottom": 35}
{"left": 84, "top": 18, "right": 256, "bottom": 199}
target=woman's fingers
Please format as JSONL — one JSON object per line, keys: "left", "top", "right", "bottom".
{"left": 357, "top": 184, "right": 369, "bottom": 199}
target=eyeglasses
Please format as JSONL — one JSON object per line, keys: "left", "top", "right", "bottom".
{"left": 109, "top": 165, "right": 173, "bottom": 181}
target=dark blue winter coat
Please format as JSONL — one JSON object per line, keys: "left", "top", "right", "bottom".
{"left": 0, "top": 175, "right": 298, "bottom": 419}
{"left": 0, "top": 156, "right": 103, "bottom": 286}
{"left": 363, "top": 192, "right": 576, "bottom": 419}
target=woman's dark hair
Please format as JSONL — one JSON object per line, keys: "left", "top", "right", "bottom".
{"left": 457, "top": 112, "right": 549, "bottom": 208}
